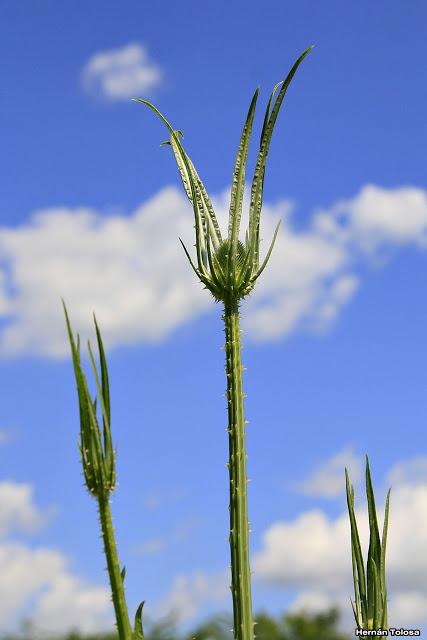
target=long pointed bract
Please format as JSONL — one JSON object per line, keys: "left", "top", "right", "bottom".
{"left": 248, "top": 46, "right": 313, "bottom": 269}
{"left": 228, "top": 88, "right": 259, "bottom": 280}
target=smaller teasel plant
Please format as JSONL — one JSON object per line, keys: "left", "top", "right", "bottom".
{"left": 63, "top": 302, "right": 144, "bottom": 640}
{"left": 345, "top": 456, "right": 391, "bottom": 631}
{"left": 135, "top": 46, "right": 313, "bottom": 640}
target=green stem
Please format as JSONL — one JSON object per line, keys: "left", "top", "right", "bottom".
{"left": 98, "top": 495, "right": 133, "bottom": 640}
{"left": 223, "top": 299, "right": 254, "bottom": 640}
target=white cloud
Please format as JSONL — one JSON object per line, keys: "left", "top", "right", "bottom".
{"left": 391, "top": 591, "right": 427, "bottom": 628}
{"left": 153, "top": 570, "right": 229, "bottom": 624}
{"left": 314, "top": 184, "right": 427, "bottom": 251}
{"left": 291, "top": 447, "right": 362, "bottom": 498}
{"left": 386, "top": 456, "right": 427, "bottom": 487}
{"left": 0, "top": 482, "right": 111, "bottom": 633}
{"left": 82, "top": 42, "right": 162, "bottom": 101}
{"left": 0, "top": 481, "right": 53, "bottom": 537}
{"left": 0, "top": 183, "right": 426, "bottom": 358}
{"left": 253, "top": 455, "right": 427, "bottom": 628}
{"left": 0, "top": 188, "right": 210, "bottom": 357}
{"left": 0, "top": 542, "right": 111, "bottom": 633}
{"left": 32, "top": 569, "right": 112, "bottom": 634}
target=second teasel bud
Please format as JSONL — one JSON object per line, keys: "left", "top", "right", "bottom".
{"left": 64, "top": 302, "right": 116, "bottom": 499}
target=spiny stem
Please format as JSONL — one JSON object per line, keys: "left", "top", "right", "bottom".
{"left": 98, "top": 495, "right": 133, "bottom": 640}
{"left": 224, "top": 299, "right": 253, "bottom": 640}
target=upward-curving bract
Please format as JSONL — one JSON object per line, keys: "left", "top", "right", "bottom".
{"left": 134, "top": 45, "right": 312, "bottom": 306}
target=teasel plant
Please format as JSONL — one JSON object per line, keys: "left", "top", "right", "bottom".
{"left": 134, "top": 46, "right": 313, "bottom": 640}
{"left": 63, "top": 302, "right": 145, "bottom": 640}
{"left": 345, "top": 456, "right": 391, "bottom": 631}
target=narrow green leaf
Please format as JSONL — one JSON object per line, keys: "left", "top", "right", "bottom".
{"left": 345, "top": 468, "right": 368, "bottom": 623}
{"left": 87, "top": 341, "right": 113, "bottom": 460}
{"left": 134, "top": 99, "right": 222, "bottom": 269}
{"left": 252, "top": 220, "right": 281, "bottom": 282}
{"left": 134, "top": 601, "right": 145, "bottom": 640}
{"left": 365, "top": 456, "right": 381, "bottom": 621}
{"left": 85, "top": 386, "right": 106, "bottom": 491}
{"left": 178, "top": 237, "right": 202, "bottom": 279}
{"left": 134, "top": 100, "right": 207, "bottom": 271}
{"left": 350, "top": 530, "right": 363, "bottom": 627}
{"left": 380, "top": 593, "right": 388, "bottom": 629}
{"left": 167, "top": 129, "right": 222, "bottom": 251}
{"left": 93, "top": 314, "right": 110, "bottom": 427}
{"left": 248, "top": 46, "right": 313, "bottom": 267}
{"left": 205, "top": 229, "right": 225, "bottom": 294}
{"left": 235, "top": 245, "right": 253, "bottom": 292}
{"left": 350, "top": 598, "right": 359, "bottom": 628}
{"left": 121, "top": 566, "right": 126, "bottom": 583}
{"left": 380, "top": 488, "right": 391, "bottom": 627}
{"left": 228, "top": 88, "right": 259, "bottom": 277}
{"left": 92, "top": 316, "right": 115, "bottom": 484}
{"left": 370, "top": 557, "right": 381, "bottom": 628}
{"left": 260, "top": 81, "right": 282, "bottom": 144}
{"left": 187, "top": 155, "right": 222, "bottom": 250}
{"left": 63, "top": 302, "right": 104, "bottom": 492}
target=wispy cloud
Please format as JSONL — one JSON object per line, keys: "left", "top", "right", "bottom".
{"left": 291, "top": 447, "right": 362, "bottom": 498}
{"left": 135, "top": 515, "right": 201, "bottom": 557}
{"left": 142, "top": 486, "right": 187, "bottom": 511}
{"left": 0, "top": 429, "right": 15, "bottom": 446}
{"left": 152, "top": 570, "right": 229, "bottom": 624}
{"left": 253, "top": 454, "right": 427, "bottom": 628}
{"left": 0, "top": 184, "right": 426, "bottom": 358}
{"left": 386, "top": 456, "right": 427, "bottom": 487}
{"left": 82, "top": 42, "right": 162, "bottom": 101}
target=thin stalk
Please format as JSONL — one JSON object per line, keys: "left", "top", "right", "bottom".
{"left": 98, "top": 494, "right": 133, "bottom": 640}
{"left": 223, "top": 298, "right": 253, "bottom": 640}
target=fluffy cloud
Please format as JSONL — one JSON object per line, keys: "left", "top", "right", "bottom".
{"left": 253, "top": 454, "right": 427, "bottom": 629}
{"left": 0, "top": 481, "right": 111, "bottom": 632}
{"left": 135, "top": 515, "right": 201, "bottom": 557}
{"left": 0, "top": 481, "right": 53, "bottom": 537}
{"left": 0, "top": 184, "right": 426, "bottom": 358}
{"left": 0, "top": 188, "right": 209, "bottom": 357}
{"left": 0, "top": 542, "right": 111, "bottom": 633}
{"left": 314, "top": 184, "right": 427, "bottom": 251}
{"left": 82, "top": 43, "right": 162, "bottom": 100}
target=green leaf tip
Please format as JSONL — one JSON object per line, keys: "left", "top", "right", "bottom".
{"left": 134, "top": 601, "right": 145, "bottom": 640}
{"left": 346, "top": 456, "right": 391, "bottom": 630}
{"left": 63, "top": 302, "right": 116, "bottom": 499}
{"left": 135, "top": 48, "right": 313, "bottom": 305}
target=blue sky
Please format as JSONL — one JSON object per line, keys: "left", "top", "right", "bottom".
{"left": 0, "top": 0, "right": 427, "bottom": 634}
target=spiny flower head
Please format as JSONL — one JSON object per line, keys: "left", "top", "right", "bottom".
{"left": 134, "top": 47, "right": 313, "bottom": 304}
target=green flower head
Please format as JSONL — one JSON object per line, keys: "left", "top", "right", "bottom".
{"left": 134, "top": 46, "right": 313, "bottom": 305}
